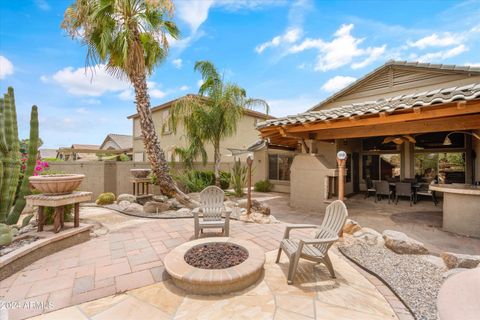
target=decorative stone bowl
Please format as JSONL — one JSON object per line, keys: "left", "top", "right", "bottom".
{"left": 130, "top": 168, "right": 151, "bottom": 178}
{"left": 164, "top": 237, "right": 265, "bottom": 295}
{"left": 29, "top": 174, "right": 85, "bottom": 195}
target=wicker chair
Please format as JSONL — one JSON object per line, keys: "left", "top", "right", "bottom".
{"left": 276, "top": 200, "right": 348, "bottom": 285}
{"left": 375, "top": 181, "right": 392, "bottom": 203}
{"left": 395, "top": 182, "right": 414, "bottom": 206}
{"left": 194, "top": 186, "right": 229, "bottom": 239}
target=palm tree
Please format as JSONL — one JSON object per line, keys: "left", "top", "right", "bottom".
{"left": 170, "top": 61, "right": 269, "bottom": 186}
{"left": 62, "top": 0, "right": 193, "bottom": 204}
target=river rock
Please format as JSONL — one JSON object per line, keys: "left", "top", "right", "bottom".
{"left": 135, "top": 194, "right": 153, "bottom": 205}
{"left": 117, "top": 194, "right": 136, "bottom": 203}
{"left": 152, "top": 195, "right": 168, "bottom": 203}
{"left": 441, "top": 252, "right": 480, "bottom": 269}
{"left": 123, "top": 203, "right": 143, "bottom": 213}
{"left": 382, "top": 230, "right": 428, "bottom": 254}
{"left": 143, "top": 201, "right": 171, "bottom": 213}
{"left": 167, "top": 198, "right": 183, "bottom": 209}
{"left": 343, "top": 219, "right": 361, "bottom": 234}
{"left": 353, "top": 227, "right": 384, "bottom": 246}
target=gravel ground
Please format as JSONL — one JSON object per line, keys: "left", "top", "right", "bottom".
{"left": 185, "top": 243, "right": 248, "bottom": 269}
{"left": 339, "top": 241, "right": 444, "bottom": 320}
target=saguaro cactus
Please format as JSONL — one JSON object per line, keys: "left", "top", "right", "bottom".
{"left": 0, "top": 87, "right": 39, "bottom": 224}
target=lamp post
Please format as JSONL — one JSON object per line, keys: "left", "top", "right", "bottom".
{"left": 336, "top": 151, "right": 347, "bottom": 201}
{"left": 246, "top": 153, "right": 254, "bottom": 215}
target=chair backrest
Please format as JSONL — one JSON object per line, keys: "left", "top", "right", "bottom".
{"left": 375, "top": 181, "right": 390, "bottom": 195}
{"left": 200, "top": 186, "right": 225, "bottom": 221}
{"left": 395, "top": 182, "right": 412, "bottom": 197}
{"left": 314, "top": 200, "right": 348, "bottom": 253}
{"left": 365, "top": 177, "right": 374, "bottom": 189}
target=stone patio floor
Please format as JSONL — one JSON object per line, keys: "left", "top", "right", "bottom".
{"left": 4, "top": 190, "right": 477, "bottom": 319}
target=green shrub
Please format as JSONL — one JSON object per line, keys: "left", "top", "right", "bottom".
{"left": 219, "top": 171, "right": 231, "bottom": 190}
{"left": 95, "top": 192, "right": 116, "bottom": 205}
{"left": 44, "top": 205, "right": 74, "bottom": 225}
{"left": 254, "top": 180, "right": 273, "bottom": 192}
{"left": 175, "top": 170, "right": 214, "bottom": 193}
{"left": 230, "top": 159, "right": 247, "bottom": 197}
{"left": 42, "top": 157, "right": 64, "bottom": 162}
{"left": 118, "top": 154, "right": 130, "bottom": 161}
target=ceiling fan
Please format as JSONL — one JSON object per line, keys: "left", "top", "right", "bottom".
{"left": 382, "top": 135, "right": 416, "bottom": 145}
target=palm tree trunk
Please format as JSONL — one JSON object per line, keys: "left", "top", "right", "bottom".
{"left": 130, "top": 72, "right": 198, "bottom": 207}
{"left": 213, "top": 140, "right": 221, "bottom": 187}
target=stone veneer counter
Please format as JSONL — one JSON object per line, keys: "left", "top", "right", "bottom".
{"left": 429, "top": 184, "right": 480, "bottom": 238}
{"left": 164, "top": 237, "right": 265, "bottom": 295}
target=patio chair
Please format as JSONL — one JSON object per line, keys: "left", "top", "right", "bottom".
{"left": 276, "top": 200, "right": 348, "bottom": 285}
{"left": 194, "top": 186, "right": 229, "bottom": 239}
{"left": 416, "top": 182, "right": 438, "bottom": 206}
{"left": 374, "top": 181, "right": 392, "bottom": 203}
{"left": 395, "top": 182, "right": 414, "bottom": 206}
{"left": 364, "top": 178, "right": 376, "bottom": 199}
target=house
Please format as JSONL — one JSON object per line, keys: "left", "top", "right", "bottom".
{"left": 57, "top": 144, "right": 100, "bottom": 161}
{"left": 100, "top": 133, "right": 133, "bottom": 151}
{"left": 255, "top": 60, "right": 480, "bottom": 210}
{"left": 38, "top": 148, "right": 58, "bottom": 159}
{"left": 127, "top": 95, "right": 273, "bottom": 168}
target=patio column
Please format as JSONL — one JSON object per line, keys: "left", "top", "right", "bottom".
{"left": 337, "top": 151, "right": 347, "bottom": 201}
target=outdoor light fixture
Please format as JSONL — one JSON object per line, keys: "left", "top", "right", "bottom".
{"left": 337, "top": 150, "right": 347, "bottom": 160}
{"left": 443, "top": 131, "right": 480, "bottom": 146}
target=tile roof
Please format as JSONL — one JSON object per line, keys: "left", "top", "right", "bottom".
{"left": 104, "top": 133, "right": 133, "bottom": 149}
{"left": 257, "top": 82, "right": 480, "bottom": 129}
{"left": 71, "top": 144, "right": 100, "bottom": 150}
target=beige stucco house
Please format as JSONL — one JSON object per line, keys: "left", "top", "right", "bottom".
{"left": 127, "top": 95, "right": 273, "bottom": 169}
{"left": 255, "top": 60, "right": 480, "bottom": 210}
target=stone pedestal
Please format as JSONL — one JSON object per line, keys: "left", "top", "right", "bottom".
{"left": 130, "top": 177, "right": 151, "bottom": 196}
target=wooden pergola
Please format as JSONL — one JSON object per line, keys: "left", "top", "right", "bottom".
{"left": 259, "top": 100, "right": 480, "bottom": 144}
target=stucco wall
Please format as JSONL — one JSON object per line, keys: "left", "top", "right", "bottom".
{"left": 474, "top": 130, "right": 480, "bottom": 183}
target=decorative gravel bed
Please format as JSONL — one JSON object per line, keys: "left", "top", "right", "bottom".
{"left": 339, "top": 241, "right": 444, "bottom": 320}
{"left": 0, "top": 235, "right": 40, "bottom": 257}
{"left": 184, "top": 243, "right": 248, "bottom": 269}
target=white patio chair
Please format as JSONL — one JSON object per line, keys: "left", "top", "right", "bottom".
{"left": 276, "top": 200, "right": 348, "bottom": 284}
{"left": 194, "top": 186, "right": 229, "bottom": 239}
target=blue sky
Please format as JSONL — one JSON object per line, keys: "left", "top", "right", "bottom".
{"left": 1, "top": 0, "right": 479, "bottom": 148}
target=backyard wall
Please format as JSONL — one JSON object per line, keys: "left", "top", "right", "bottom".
{"left": 47, "top": 160, "right": 256, "bottom": 198}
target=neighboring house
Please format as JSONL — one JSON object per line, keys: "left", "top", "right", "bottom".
{"left": 38, "top": 148, "right": 58, "bottom": 159}
{"left": 100, "top": 133, "right": 133, "bottom": 151}
{"left": 57, "top": 144, "right": 100, "bottom": 161}
{"left": 256, "top": 60, "right": 480, "bottom": 210}
{"left": 127, "top": 95, "right": 273, "bottom": 166}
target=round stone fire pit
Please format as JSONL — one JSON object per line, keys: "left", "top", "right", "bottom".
{"left": 164, "top": 237, "right": 265, "bottom": 295}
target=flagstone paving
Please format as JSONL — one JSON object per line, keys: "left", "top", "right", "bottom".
{"left": 1, "top": 205, "right": 412, "bottom": 319}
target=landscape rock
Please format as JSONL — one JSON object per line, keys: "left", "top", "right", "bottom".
{"left": 236, "top": 199, "right": 270, "bottom": 215}
{"left": 240, "top": 211, "right": 278, "bottom": 224}
{"left": 117, "top": 194, "right": 136, "bottom": 203}
{"left": 382, "top": 230, "right": 428, "bottom": 254}
{"left": 343, "top": 219, "right": 361, "bottom": 235}
{"left": 152, "top": 195, "right": 168, "bottom": 203}
{"left": 421, "top": 255, "right": 447, "bottom": 269}
{"left": 123, "top": 203, "right": 143, "bottom": 213}
{"left": 441, "top": 252, "right": 480, "bottom": 269}
{"left": 353, "top": 227, "right": 384, "bottom": 246}
{"left": 117, "top": 201, "right": 131, "bottom": 210}
{"left": 442, "top": 268, "right": 469, "bottom": 279}
{"left": 143, "top": 201, "right": 171, "bottom": 213}
{"left": 135, "top": 194, "right": 153, "bottom": 205}
{"left": 229, "top": 207, "right": 246, "bottom": 220}
{"left": 237, "top": 199, "right": 248, "bottom": 208}
{"left": 166, "top": 198, "right": 183, "bottom": 209}
{"left": 176, "top": 208, "right": 192, "bottom": 216}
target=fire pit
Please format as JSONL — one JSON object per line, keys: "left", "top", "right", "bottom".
{"left": 164, "top": 237, "right": 265, "bottom": 295}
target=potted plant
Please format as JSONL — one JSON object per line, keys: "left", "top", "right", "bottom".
{"left": 29, "top": 173, "right": 85, "bottom": 195}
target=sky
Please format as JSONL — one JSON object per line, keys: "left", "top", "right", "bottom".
{"left": 1, "top": 0, "right": 480, "bottom": 148}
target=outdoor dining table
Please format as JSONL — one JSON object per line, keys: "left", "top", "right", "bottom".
{"left": 388, "top": 182, "right": 421, "bottom": 203}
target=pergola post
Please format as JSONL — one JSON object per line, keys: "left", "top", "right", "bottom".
{"left": 336, "top": 151, "right": 347, "bottom": 201}
{"left": 246, "top": 154, "right": 254, "bottom": 215}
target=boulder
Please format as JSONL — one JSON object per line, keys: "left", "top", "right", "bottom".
{"left": 118, "top": 200, "right": 131, "bottom": 210}
{"left": 353, "top": 227, "right": 384, "bottom": 246}
{"left": 152, "top": 195, "right": 168, "bottom": 203}
{"left": 240, "top": 211, "right": 278, "bottom": 224}
{"left": 442, "top": 268, "right": 469, "bottom": 279}
{"left": 441, "top": 252, "right": 480, "bottom": 269}
{"left": 236, "top": 199, "right": 270, "bottom": 215}
{"left": 135, "top": 194, "right": 153, "bottom": 205}
{"left": 143, "top": 201, "right": 171, "bottom": 213}
{"left": 123, "top": 203, "right": 143, "bottom": 213}
{"left": 382, "top": 230, "right": 428, "bottom": 254}
{"left": 117, "top": 194, "right": 136, "bottom": 203}
{"left": 343, "top": 219, "right": 361, "bottom": 235}
{"left": 166, "top": 198, "right": 183, "bottom": 209}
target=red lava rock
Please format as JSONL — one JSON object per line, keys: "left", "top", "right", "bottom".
{"left": 184, "top": 242, "right": 248, "bottom": 269}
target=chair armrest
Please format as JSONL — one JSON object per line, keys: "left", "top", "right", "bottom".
{"left": 284, "top": 224, "right": 319, "bottom": 239}
{"left": 224, "top": 210, "right": 231, "bottom": 222}
{"left": 300, "top": 237, "right": 338, "bottom": 245}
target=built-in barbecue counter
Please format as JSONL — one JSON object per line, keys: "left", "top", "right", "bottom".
{"left": 429, "top": 184, "right": 480, "bottom": 238}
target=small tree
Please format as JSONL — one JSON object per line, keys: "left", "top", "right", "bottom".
{"left": 170, "top": 61, "right": 268, "bottom": 186}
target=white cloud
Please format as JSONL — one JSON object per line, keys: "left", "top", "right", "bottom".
{"left": 150, "top": 89, "right": 166, "bottom": 99}
{"left": 321, "top": 76, "right": 356, "bottom": 92}
{"left": 197, "top": 79, "right": 204, "bottom": 87}
{"left": 408, "top": 33, "right": 460, "bottom": 49}
{"left": 172, "top": 58, "right": 183, "bottom": 69}
{"left": 118, "top": 90, "right": 134, "bottom": 101}
{"left": 0, "top": 56, "right": 14, "bottom": 79}
{"left": 288, "top": 24, "right": 386, "bottom": 71}
{"left": 255, "top": 28, "right": 302, "bottom": 53}
{"left": 176, "top": 0, "right": 214, "bottom": 33}
{"left": 180, "top": 85, "right": 190, "bottom": 91}
{"left": 35, "top": 0, "right": 50, "bottom": 11}
{"left": 416, "top": 44, "right": 468, "bottom": 62}
{"left": 465, "top": 62, "right": 480, "bottom": 67}
{"left": 80, "top": 98, "right": 101, "bottom": 105}
{"left": 215, "top": 0, "right": 287, "bottom": 11}
{"left": 51, "top": 64, "right": 130, "bottom": 96}
{"left": 40, "top": 75, "right": 48, "bottom": 83}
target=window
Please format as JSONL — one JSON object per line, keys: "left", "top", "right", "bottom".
{"left": 162, "top": 110, "right": 171, "bottom": 135}
{"left": 362, "top": 154, "right": 401, "bottom": 181}
{"left": 133, "top": 152, "right": 144, "bottom": 162}
{"left": 268, "top": 154, "right": 293, "bottom": 181}
{"left": 345, "top": 154, "right": 351, "bottom": 183}
{"left": 415, "top": 152, "right": 465, "bottom": 184}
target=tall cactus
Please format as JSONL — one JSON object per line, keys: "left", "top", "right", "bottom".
{"left": 0, "top": 87, "right": 39, "bottom": 225}
{"left": 7, "top": 106, "right": 39, "bottom": 225}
